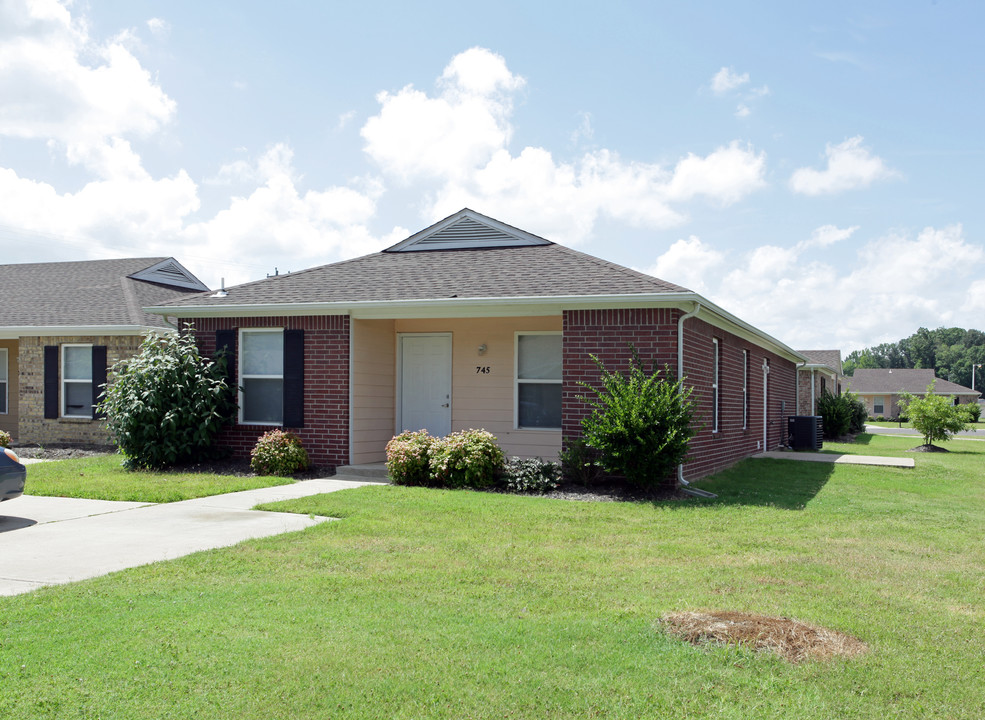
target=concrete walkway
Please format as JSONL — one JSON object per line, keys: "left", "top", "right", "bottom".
{"left": 0, "top": 477, "right": 374, "bottom": 597}
{"left": 752, "top": 450, "right": 914, "bottom": 468}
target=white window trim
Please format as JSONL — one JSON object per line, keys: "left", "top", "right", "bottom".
{"left": 61, "top": 343, "right": 93, "bottom": 419}
{"left": 514, "top": 331, "right": 562, "bottom": 431}
{"left": 712, "top": 338, "right": 720, "bottom": 434}
{"left": 238, "top": 328, "right": 284, "bottom": 426}
{"left": 873, "top": 395, "right": 885, "bottom": 415}
{"left": 0, "top": 347, "right": 7, "bottom": 415}
{"left": 742, "top": 349, "right": 748, "bottom": 430}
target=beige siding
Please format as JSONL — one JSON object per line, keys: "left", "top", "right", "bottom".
{"left": 0, "top": 340, "right": 18, "bottom": 440}
{"left": 350, "top": 319, "right": 396, "bottom": 464}
{"left": 350, "top": 316, "right": 563, "bottom": 463}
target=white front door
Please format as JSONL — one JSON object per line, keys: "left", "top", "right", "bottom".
{"left": 399, "top": 334, "right": 452, "bottom": 436}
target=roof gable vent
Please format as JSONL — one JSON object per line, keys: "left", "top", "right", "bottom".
{"left": 129, "top": 258, "right": 209, "bottom": 292}
{"left": 385, "top": 208, "right": 553, "bottom": 252}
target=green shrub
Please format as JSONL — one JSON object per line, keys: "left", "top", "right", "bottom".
{"left": 429, "top": 429, "right": 505, "bottom": 489}
{"left": 250, "top": 429, "right": 310, "bottom": 476}
{"left": 817, "top": 390, "right": 851, "bottom": 438}
{"left": 501, "top": 457, "right": 560, "bottom": 494}
{"left": 386, "top": 430, "right": 436, "bottom": 486}
{"left": 0, "top": 430, "right": 10, "bottom": 448}
{"left": 558, "top": 438, "right": 602, "bottom": 486}
{"left": 875, "top": 415, "right": 886, "bottom": 422}
{"left": 960, "top": 403, "right": 981, "bottom": 423}
{"left": 578, "top": 351, "right": 695, "bottom": 490}
{"left": 98, "top": 328, "right": 236, "bottom": 470}
{"left": 846, "top": 393, "right": 868, "bottom": 434}
{"left": 899, "top": 383, "right": 969, "bottom": 446}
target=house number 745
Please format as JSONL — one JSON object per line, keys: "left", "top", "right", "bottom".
{"left": 476, "top": 366, "right": 491, "bottom": 374}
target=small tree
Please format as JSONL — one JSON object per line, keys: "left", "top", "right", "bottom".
{"left": 98, "top": 329, "right": 236, "bottom": 469}
{"left": 578, "top": 352, "right": 695, "bottom": 489}
{"left": 898, "top": 382, "right": 968, "bottom": 448}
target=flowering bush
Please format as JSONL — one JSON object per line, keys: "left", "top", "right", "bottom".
{"left": 0, "top": 429, "right": 10, "bottom": 448}
{"left": 429, "top": 429, "right": 506, "bottom": 489}
{"left": 501, "top": 457, "right": 560, "bottom": 493}
{"left": 250, "top": 429, "right": 310, "bottom": 476}
{"left": 386, "top": 430, "right": 436, "bottom": 486}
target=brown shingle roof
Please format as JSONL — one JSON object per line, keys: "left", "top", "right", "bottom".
{"left": 159, "top": 243, "right": 690, "bottom": 308}
{"left": 848, "top": 368, "right": 979, "bottom": 396}
{"left": 0, "top": 258, "right": 205, "bottom": 329}
{"left": 798, "top": 350, "right": 843, "bottom": 374}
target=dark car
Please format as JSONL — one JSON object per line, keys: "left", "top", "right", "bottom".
{"left": 1, "top": 447, "right": 26, "bottom": 502}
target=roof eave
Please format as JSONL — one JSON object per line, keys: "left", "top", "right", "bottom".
{"left": 0, "top": 325, "right": 171, "bottom": 339}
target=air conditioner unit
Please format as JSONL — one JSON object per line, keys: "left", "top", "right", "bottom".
{"left": 788, "top": 416, "right": 823, "bottom": 450}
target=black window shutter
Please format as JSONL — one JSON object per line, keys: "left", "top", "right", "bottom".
{"left": 44, "top": 346, "right": 59, "bottom": 419}
{"left": 92, "top": 346, "right": 108, "bottom": 419}
{"left": 283, "top": 329, "right": 304, "bottom": 427}
{"left": 215, "top": 329, "right": 236, "bottom": 385}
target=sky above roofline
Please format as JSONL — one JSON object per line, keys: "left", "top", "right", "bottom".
{"left": 0, "top": 1, "right": 982, "bottom": 353}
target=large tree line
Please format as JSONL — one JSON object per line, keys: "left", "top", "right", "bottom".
{"left": 843, "top": 327, "right": 985, "bottom": 391}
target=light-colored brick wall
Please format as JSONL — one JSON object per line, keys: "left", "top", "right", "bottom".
{"left": 17, "top": 335, "right": 142, "bottom": 445}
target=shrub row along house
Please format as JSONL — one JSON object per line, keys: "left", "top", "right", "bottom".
{"left": 145, "top": 209, "right": 805, "bottom": 480}
{"left": 0, "top": 258, "right": 208, "bottom": 445}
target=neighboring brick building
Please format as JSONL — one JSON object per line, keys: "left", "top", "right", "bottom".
{"left": 796, "top": 350, "right": 844, "bottom": 416}
{"left": 150, "top": 209, "right": 805, "bottom": 483}
{"left": 0, "top": 258, "right": 208, "bottom": 445}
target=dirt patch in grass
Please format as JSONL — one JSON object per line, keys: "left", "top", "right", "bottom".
{"left": 12, "top": 443, "right": 115, "bottom": 460}
{"left": 660, "top": 610, "right": 868, "bottom": 663}
{"left": 908, "top": 444, "right": 949, "bottom": 453}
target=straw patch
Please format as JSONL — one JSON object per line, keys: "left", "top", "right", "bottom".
{"left": 660, "top": 610, "right": 868, "bottom": 663}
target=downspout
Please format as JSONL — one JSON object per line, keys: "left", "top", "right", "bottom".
{"left": 810, "top": 368, "right": 816, "bottom": 415}
{"left": 677, "top": 302, "right": 717, "bottom": 498}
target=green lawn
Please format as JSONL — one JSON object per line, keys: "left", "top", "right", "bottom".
{"left": 2, "top": 435, "right": 983, "bottom": 718}
{"left": 23, "top": 454, "right": 295, "bottom": 502}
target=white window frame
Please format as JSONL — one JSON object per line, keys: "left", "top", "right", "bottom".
{"left": 873, "top": 395, "right": 885, "bottom": 415}
{"left": 514, "top": 331, "right": 562, "bottom": 431}
{"left": 0, "top": 347, "right": 7, "bottom": 415}
{"left": 61, "top": 344, "right": 93, "bottom": 419}
{"left": 712, "top": 338, "right": 720, "bottom": 433}
{"left": 742, "top": 349, "right": 748, "bottom": 430}
{"left": 238, "top": 328, "right": 284, "bottom": 426}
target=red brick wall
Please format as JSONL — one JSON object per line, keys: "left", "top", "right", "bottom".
{"left": 562, "top": 309, "right": 797, "bottom": 481}
{"left": 189, "top": 316, "right": 350, "bottom": 469}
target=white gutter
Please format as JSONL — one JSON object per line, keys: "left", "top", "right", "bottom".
{"left": 811, "top": 369, "right": 816, "bottom": 415}
{"left": 145, "top": 291, "right": 807, "bottom": 365}
{"left": 0, "top": 325, "right": 166, "bottom": 339}
{"left": 676, "top": 302, "right": 716, "bottom": 499}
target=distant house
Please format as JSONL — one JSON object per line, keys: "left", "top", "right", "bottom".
{"left": 0, "top": 258, "right": 208, "bottom": 445}
{"left": 796, "top": 350, "right": 844, "bottom": 416}
{"left": 847, "top": 368, "right": 981, "bottom": 419}
{"left": 149, "top": 208, "right": 807, "bottom": 481}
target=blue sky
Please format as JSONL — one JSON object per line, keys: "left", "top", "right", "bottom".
{"left": 1, "top": 1, "right": 982, "bottom": 352}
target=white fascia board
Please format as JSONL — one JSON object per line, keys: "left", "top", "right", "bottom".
{"left": 0, "top": 325, "right": 168, "bottom": 339}
{"left": 144, "top": 291, "right": 806, "bottom": 362}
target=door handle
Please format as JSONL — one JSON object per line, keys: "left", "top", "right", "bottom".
{"left": 441, "top": 403, "right": 450, "bottom": 408}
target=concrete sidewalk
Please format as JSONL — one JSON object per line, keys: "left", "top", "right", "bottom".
{"left": 0, "top": 478, "right": 373, "bottom": 597}
{"left": 752, "top": 451, "right": 914, "bottom": 468}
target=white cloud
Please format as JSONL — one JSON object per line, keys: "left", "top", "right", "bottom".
{"left": 146, "top": 17, "right": 170, "bottom": 37}
{"left": 363, "top": 48, "right": 766, "bottom": 244}
{"left": 735, "top": 104, "right": 751, "bottom": 118}
{"left": 789, "top": 136, "right": 898, "bottom": 195}
{"left": 711, "top": 67, "right": 750, "bottom": 94}
{"left": 642, "top": 236, "right": 725, "bottom": 294}
{"left": 0, "top": 0, "right": 175, "bottom": 169}
{"left": 643, "top": 224, "right": 984, "bottom": 350}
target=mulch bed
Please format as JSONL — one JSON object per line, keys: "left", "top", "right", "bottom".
{"left": 660, "top": 610, "right": 868, "bottom": 663}
{"left": 908, "top": 444, "right": 949, "bottom": 453}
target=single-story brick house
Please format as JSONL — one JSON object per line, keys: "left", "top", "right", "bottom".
{"left": 149, "top": 209, "right": 806, "bottom": 481}
{"left": 796, "top": 350, "right": 844, "bottom": 415}
{"left": 847, "top": 368, "right": 981, "bottom": 419}
{"left": 0, "top": 258, "right": 208, "bottom": 444}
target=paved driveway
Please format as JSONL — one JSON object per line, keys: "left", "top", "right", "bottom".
{"left": 0, "top": 478, "right": 372, "bottom": 597}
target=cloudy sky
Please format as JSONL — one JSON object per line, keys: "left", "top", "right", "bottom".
{"left": 1, "top": 1, "right": 982, "bottom": 353}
